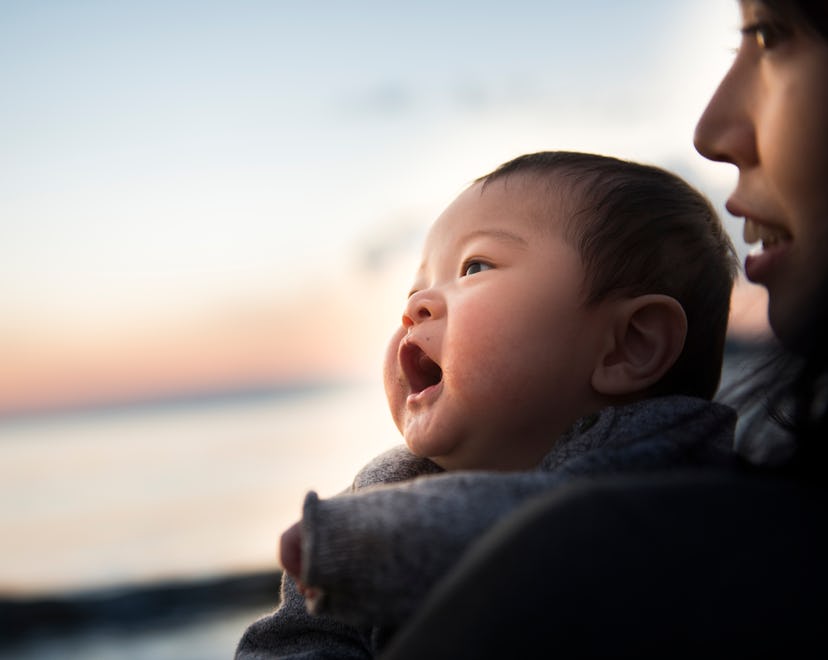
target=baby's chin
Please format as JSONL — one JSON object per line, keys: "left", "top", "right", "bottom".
{"left": 404, "top": 438, "right": 437, "bottom": 460}
{"left": 403, "top": 435, "right": 455, "bottom": 469}
{"left": 403, "top": 425, "right": 504, "bottom": 471}
{"left": 404, "top": 441, "right": 480, "bottom": 472}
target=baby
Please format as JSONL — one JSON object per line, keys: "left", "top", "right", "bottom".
{"left": 237, "top": 151, "right": 739, "bottom": 658}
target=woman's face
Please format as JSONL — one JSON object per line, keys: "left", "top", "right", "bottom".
{"left": 694, "top": 0, "right": 828, "bottom": 347}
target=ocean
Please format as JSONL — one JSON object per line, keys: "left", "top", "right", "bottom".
{"left": 0, "top": 381, "right": 399, "bottom": 658}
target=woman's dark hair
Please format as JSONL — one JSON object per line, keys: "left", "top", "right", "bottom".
{"left": 764, "top": 0, "right": 828, "bottom": 40}
{"left": 722, "top": 331, "right": 828, "bottom": 474}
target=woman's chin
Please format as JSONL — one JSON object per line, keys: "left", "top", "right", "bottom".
{"left": 768, "top": 296, "right": 826, "bottom": 354}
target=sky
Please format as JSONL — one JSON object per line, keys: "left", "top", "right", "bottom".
{"left": 0, "top": 0, "right": 759, "bottom": 416}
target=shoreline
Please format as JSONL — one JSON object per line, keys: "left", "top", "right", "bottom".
{"left": 0, "top": 569, "right": 281, "bottom": 649}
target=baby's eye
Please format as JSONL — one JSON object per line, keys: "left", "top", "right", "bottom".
{"left": 462, "top": 260, "right": 493, "bottom": 277}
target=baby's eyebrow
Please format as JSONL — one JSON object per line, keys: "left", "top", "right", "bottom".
{"left": 463, "top": 228, "right": 529, "bottom": 246}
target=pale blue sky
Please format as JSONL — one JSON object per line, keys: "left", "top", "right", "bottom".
{"left": 1, "top": 0, "right": 740, "bottom": 330}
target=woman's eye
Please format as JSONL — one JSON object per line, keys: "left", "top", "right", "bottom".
{"left": 742, "top": 21, "right": 786, "bottom": 50}
{"left": 462, "top": 261, "right": 492, "bottom": 277}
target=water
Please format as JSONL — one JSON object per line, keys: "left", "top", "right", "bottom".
{"left": 0, "top": 382, "right": 399, "bottom": 658}
{"left": 0, "top": 382, "right": 398, "bottom": 596}
{"left": 1, "top": 606, "right": 267, "bottom": 660}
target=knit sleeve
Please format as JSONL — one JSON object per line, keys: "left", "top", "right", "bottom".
{"left": 234, "top": 571, "right": 373, "bottom": 659}
{"left": 300, "top": 469, "right": 560, "bottom": 626}
{"left": 234, "top": 445, "right": 443, "bottom": 658}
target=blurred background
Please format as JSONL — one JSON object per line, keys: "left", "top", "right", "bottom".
{"left": 1, "top": 1, "right": 767, "bottom": 657}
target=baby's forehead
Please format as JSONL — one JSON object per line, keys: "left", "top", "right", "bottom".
{"left": 420, "top": 175, "right": 580, "bottom": 259}
{"left": 473, "top": 173, "right": 583, "bottom": 236}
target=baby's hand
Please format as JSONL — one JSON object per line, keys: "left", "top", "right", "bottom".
{"left": 279, "top": 521, "right": 303, "bottom": 579}
{"left": 279, "top": 521, "right": 322, "bottom": 604}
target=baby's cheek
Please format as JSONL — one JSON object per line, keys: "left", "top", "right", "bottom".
{"left": 382, "top": 327, "right": 407, "bottom": 431}
{"left": 384, "top": 384, "right": 406, "bottom": 434}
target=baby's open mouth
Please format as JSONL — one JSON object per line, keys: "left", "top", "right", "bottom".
{"left": 400, "top": 342, "right": 443, "bottom": 394}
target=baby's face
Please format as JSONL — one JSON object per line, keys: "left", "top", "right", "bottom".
{"left": 383, "top": 176, "right": 615, "bottom": 471}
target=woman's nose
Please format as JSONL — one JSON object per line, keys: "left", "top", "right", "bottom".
{"left": 402, "top": 288, "right": 445, "bottom": 328}
{"left": 694, "top": 57, "right": 758, "bottom": 168}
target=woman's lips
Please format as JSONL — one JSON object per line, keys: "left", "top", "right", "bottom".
{"left": 742, "top": 218, "right": 792, "bottom": 285}
{"left": 744, "top": 242, "right": 789, "bottom": 285}
{"left": 726, "top": 196, "right": 794, "bottom": 286}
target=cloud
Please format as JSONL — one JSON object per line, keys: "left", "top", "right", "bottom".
{"left": 338, "top": 81, "right": 417, "bottom": 118}
{"left": 355, "top": 215, "right": 425, "bottom": 274}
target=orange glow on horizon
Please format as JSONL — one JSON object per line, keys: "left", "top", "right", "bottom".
{"left": 0, "top": 282, "right": 398, "bottom": 417}
{"left": 1, "top": 274, "right": 769, "bottom": 418}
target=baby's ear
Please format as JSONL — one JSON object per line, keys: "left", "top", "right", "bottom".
{"left": 591, "top": 294, "right": 687, "bottom": 397}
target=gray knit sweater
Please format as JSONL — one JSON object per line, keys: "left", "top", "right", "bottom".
{"left": 236, "top": 395, "right": 735, "bottom": 659}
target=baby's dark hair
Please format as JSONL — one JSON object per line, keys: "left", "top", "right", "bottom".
{"left": 477, "top": 151, "right": 738, "bottom": 401}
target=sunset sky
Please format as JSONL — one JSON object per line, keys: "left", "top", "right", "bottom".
{"left": 0, "top": 0, "right": 764, "bottom": 417}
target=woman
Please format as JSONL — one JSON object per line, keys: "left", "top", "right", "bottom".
{"left": 695, "top": 0, "right": 828, "bottom": 464}
{"left": 381, "top": 3, "right": 828, "bottom": 657}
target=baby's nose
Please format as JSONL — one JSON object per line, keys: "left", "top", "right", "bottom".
{"left": 402, "top": 288, "right": 444, "bottom": 327}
